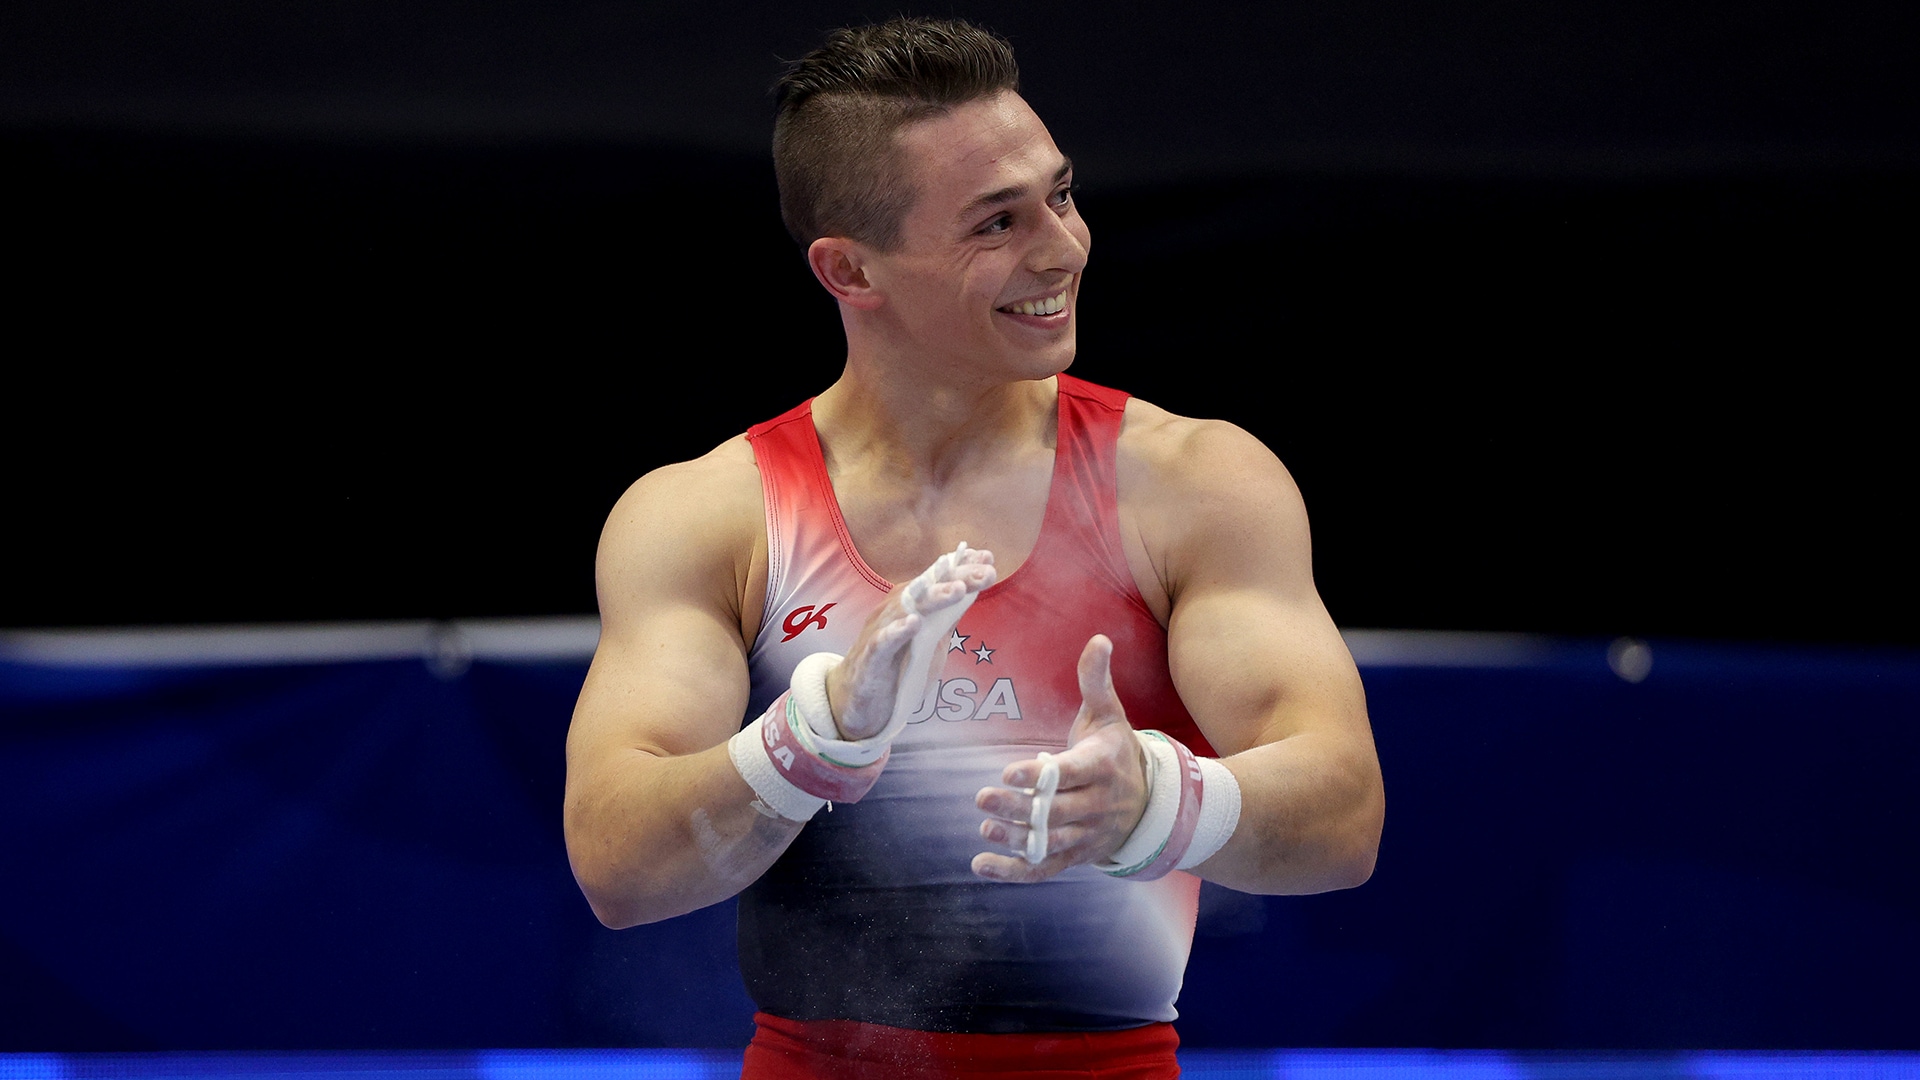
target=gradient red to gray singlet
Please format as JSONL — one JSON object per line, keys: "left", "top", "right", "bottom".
{"left": 738, "top": 375, "right": 1212, "bottom": 1034}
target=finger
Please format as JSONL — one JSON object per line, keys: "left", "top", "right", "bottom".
{"left": 903, "top": 543, "right": 994, "bottom": 612}
{"left": 1077, "top": 634, "right": 1120, "bottom": 718}
{"left": 974, "top": 784, "right": 1034, "bottom": 824}
{"left": 1003, "top": 753, "right": 1086, "bottom": 792}
{"left": 970, "top": 849, "right": 1075, "bottom": 883}
{"left": 952, "top": 545, "right": 997, "bottom": 582}
{"left": 877, "top": 609, "right": 920, "bottom": 647}
{"left": 856, "top": 612, "right": 919, "bottom": 681}
{"left": 978, "top": 817, "right": 1096, "bottom": 858}
{"left": 941, "top": 541, "right": 995, "bottom": 575}
{"left": 978, "top": 817, "right": 1029, "bottom": 853}
{"left": 912, "top": 578, "right": 972, "bottom": 613}
{"left": 978, "top": 785, "right": 1101, "bottom": 838}
{"left": 927, "top": 561, "right": 996, "bottom": 599}
{"left": 830, "top": 612, "right": 921, "bottom": 737}
{"left": 954, "top": 544, "right": 995, "bottom": 567}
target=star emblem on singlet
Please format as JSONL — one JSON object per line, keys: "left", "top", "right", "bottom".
{"left": 971, "top": 642, "right": 994, "bottom": 664}
{"left": 948, "top": 630, "right": 969, "bottom": 652}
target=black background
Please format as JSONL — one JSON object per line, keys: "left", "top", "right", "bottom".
{"left": 7, "top": 1, "right": 1916, "bottom": 646}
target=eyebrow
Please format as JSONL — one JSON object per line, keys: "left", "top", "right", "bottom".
{"left": 956, "top": 158, "right": 1074, "bottom": 225}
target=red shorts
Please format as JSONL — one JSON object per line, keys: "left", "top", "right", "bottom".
{"left": 741, "top": 1011, "right": 1181, "bottom": 1079}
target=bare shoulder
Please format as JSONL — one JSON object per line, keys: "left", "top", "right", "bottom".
{"left": 1116, "top": 396, "right": 1313, "bottom": 600}
{"left": 595, "top": 434, "right": 766, "bottom": 638}
{"left": 1118, "top": 397, "right": 1297, "bottom": 497}
{"left": 601, "top": 434, "right": 761, "bottom": 549}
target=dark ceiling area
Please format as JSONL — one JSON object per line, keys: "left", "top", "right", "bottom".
{"left": 6, "top": 2, "right": 1916, "bottom": 645}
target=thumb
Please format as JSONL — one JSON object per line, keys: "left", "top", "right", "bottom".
{"left": 1069, "top": 634, "right": 1126, "bottom": 743}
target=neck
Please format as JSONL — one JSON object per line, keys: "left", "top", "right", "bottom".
{"left": 811, "top": 361, "right": 1059, "bottom": 486}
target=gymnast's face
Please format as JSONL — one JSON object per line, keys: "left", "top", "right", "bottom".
{"left": 862, "top": 91, "right": 1091, "bottom": 383}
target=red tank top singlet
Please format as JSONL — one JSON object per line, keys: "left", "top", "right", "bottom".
{"left": 737, "top": 374, "right": 1211, "bottom": 1035}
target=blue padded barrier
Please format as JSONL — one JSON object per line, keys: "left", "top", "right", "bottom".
{"left": 3, "top": 625, "right": 1915, "bottom": 1052}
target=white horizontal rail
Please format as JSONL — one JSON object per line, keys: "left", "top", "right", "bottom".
{"left": 0, "top": 621, "right": 1565, "bottom": 670}
{"left": 0, "top": 617, "right": 603, "bottom": 667}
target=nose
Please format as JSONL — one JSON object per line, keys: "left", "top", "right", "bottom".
{"left": 1032, "top": 204, "right": 1090, "bottom": 277}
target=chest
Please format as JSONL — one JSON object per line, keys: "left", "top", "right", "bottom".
{"left": 828, "top": 449, "right": 1057, "bottom": 584}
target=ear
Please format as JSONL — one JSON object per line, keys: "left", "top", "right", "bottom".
{"left": 806, "top": 237, "right": 885, "bottom": 311}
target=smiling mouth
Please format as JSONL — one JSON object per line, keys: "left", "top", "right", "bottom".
{"left": 997, "top": 290, "right": 1068, "bottom": 316}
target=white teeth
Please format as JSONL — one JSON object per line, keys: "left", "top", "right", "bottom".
{"left": 1004, "top": 290, "right": 1068, "bottom": 316}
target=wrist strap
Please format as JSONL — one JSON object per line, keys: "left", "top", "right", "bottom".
{"left": 785, "top": 651, "right": 895, "bottom": 767}
{"left": 1181, "top": 756, "right": 1240, "bottom": 870}
{"left": 728, "top": 686, "right": 888, "bottom": 822}
{"left": 1095, "top": 730, "right": 1240, "bottom": 880}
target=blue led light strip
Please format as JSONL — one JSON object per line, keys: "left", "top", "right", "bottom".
{"left": 6, "top": 1049, "right": 1920, "bottom": 1080}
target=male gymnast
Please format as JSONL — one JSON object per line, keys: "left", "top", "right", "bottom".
{"left": 564, "top": 17, "right": 1384, "bottom": 1078}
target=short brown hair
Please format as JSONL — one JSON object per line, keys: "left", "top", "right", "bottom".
{"left": 772, "top": 17, "right": 1020, "bottom": 250}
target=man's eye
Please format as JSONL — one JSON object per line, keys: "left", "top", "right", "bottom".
{"left": 979, "top": 215, "right": 1011, "bottom": 234}
{"left": 1051, "top": 182, "right": 1079, "bottom": 207}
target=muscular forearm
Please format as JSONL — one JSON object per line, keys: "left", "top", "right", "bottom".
{"left": 565, "top": 544, "right": 995, "bottom": 923}
{"left": 1192, "top": 731, "right": 1383, "bottom": 895}
{"left": 564, "top": 742, "right": 806, "bottom": 928}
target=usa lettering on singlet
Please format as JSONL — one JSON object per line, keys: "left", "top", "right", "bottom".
{"left": 740, "top": 374, "right": 1217, "bottom": 1034}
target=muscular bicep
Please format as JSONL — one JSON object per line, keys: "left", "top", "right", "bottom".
{"left": 1168, "top": 579, "right": 1368, "bottom": 758}
{"left": 1151, "top": 420, "right": 1370, "bottom": 757}
{"left": 560, "top": 447, "right": 801, "bottom": 925}
{"left": 566, "top": 451, "right": 763, "bottom": 780}
{"left": 570, "top": 600, "right": 751, "bottom": 765}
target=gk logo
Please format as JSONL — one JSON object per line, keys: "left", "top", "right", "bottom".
{"left": 781, "top": 603, "right": 837, "bottom": 642}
